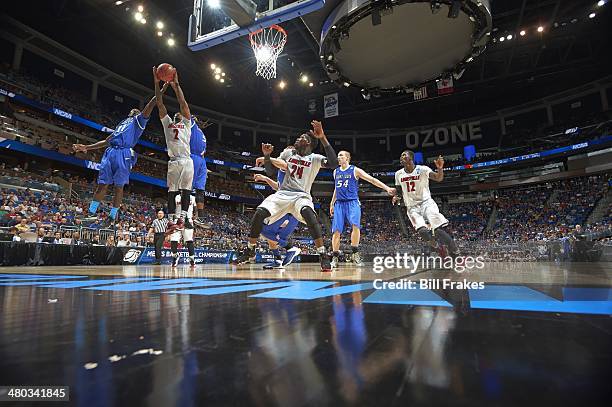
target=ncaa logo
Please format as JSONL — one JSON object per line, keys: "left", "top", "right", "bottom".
{"left": 123, "top": 249, "right": 142, "bottom": 263}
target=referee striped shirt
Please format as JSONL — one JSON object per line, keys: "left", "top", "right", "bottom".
{"left": 152, "top": 218, "right": 169, "bottom": 234}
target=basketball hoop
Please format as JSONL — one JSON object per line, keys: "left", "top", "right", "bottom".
{"left": 249, "top": 24, "right": 287, "bottom": 80}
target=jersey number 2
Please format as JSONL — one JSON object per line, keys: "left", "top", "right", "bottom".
{"left": 290, "top": 165, "right": 304, "bottom": 179}
{"left": 407, "top": 181, "right": 416, "bottom": 192}
{"left": 173, "top": 129, "right": 179, "bottom": 140}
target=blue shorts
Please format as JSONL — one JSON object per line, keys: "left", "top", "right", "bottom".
{"left": 97, "top": 147, "right": 134, "bottom": 186}
{"left": 261, "top": 214, "right": 299, "bottom": 247}
{"left": 191, "top": 154, "right": 207, "bottom": 190}
{"left": 332, "top": 200, "right": 361, "bottom": 233}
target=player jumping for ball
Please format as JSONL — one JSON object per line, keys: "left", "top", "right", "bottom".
{"left": 169, "top": 193, "right": 197, "bottom": 268}
{"left": 190, "top": 116, "right": 211, "bottom": 226}
{"left": 234, "top": 120, "right": 339, "bottom": 272}
{"left": 153, "top": 67, "right": 194, "bottom": 234}
{"left": 393, "top": 151, "right": 458, "bottom": 255}
{"left": 330, "top": 150, "right": 396, "bottom": 268}
{"left": 73, "top": 83, "right": 167, "bottom": 225}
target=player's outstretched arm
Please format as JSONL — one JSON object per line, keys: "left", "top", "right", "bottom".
{"left": 142, "top": 82, "right": 168, "bottom": 119}
{"left": 153, "top": 67, "right": 167, "bottom": 119}
{"left": 355, "top": 167, "right": 396, "bottom": 195}
{"left": 310, "top": 120, "right": 338, "bottom": 168}
{"left": 430, "top": 155, "right": 445, "bottom": 182}
{"left": 253, "top": 174, "right": 279, "bottom": 190}
{"left": 170, "top": 71, "right": 191, "bottom": 120}
{"left": 73, "top": 134, "right": 112, "bottom": 153}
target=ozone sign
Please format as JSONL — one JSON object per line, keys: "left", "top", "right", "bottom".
{"left": 405, "top": 121, "right": 482, "bottom": 149}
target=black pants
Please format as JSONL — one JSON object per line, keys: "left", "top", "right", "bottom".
{"left": 154, "top": 233, "right": 165, "bottom": 261}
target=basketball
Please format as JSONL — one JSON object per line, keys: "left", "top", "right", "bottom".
{"left": 156, "top": 63, "right": 176, "bottom": 82}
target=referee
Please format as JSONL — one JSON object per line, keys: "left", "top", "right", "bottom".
{"left": 149, "top": 210, "right": 169, "bottom": 265}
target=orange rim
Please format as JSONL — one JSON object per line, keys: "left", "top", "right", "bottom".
{"left": 248, "top": 24, "right": 287, "bottom": 48}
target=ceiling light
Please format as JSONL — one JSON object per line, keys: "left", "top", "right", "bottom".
{"left": 221, "top": 72, "right": 225, "bottom": 77}
{"left": 215, "top": 74, "right": 220, "bottom": 80}
{"left": 506, "top": 34, "right": 512, "bottom": 40}
{"left": 499, "top": 36, "right": 505, "bottom": 42}
{"left": 537, "top": 26, "right": 544, "bottom": 32}
{"left": 134, "top": 12, "right": 143, "bottom": 21}
{"left": 215, "top": 67, "right": 221, "bottom": 74}
{"left": 309, "top": 82, "right": 313, "bottom": 87}
{"left": 589, "top": 12, "right": 596, "bottom": 18}
{"left": 597, "top": 1, "right": 605, "bottom": 6}
{"left": 157, "top": 31, "right": 163, "bottom": 37}
{"left": 210, "top": 63, "right": 216, "bottom": 70}
{"left": 167, "top": 38, "right": 175, "bottom": 46}
{"left": 279, "top": 81, "right": 286, "bottom": 89}
{"left": 156, "top": 21, "right": 164, "bottom": 29}
{"left": 300, "top": 74, "right": 308, "bottom": 83}
{"left": 140, "top": 18, "right": 146, "bottom": 24}
{"left": 343, "top": 82, "right": 350, "bottom": 87}
{"left": 207, "top": 0, "right": 221, "bottom": 9}
{"left": 520, "top": 30, "right": 526, "bottom": 36}
{"left": 115, "top": 1, "right": 124, "bottom": 5}
{"left": 138, "top": 5, "right": 144, "bottom": 13}
{"left": 220, "top": 78, "right": 225, "bottom": 83}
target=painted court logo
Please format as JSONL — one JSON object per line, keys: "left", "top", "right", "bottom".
{"left": 0, "top": 274, "right": 610, "bottom": 315}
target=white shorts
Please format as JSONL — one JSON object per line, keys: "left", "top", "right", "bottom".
{"left": 259, "top": 191, "right": 314, "bottom": 224}
{"left": 167, "top": 157, "right": 194, "bottom": 191}
{"left": 170, "top": 227, "right": 194, "bottom": 242}
{"left": 407, "top": 199, "right": 449, "bottom": 231}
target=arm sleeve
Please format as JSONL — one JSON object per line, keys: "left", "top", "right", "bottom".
{"left": 321, "top": 143, "right": 338, "bottom": 168}
{"left": 264, "top": 157, "right": 276, "bottom": 177}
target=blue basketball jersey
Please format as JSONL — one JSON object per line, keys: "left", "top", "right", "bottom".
{"left": 108, "top": 114, "right": 149, "bottom": 148}
{"left": 190, "top": 119, "right": 207, "bottom": 156}
{"left": 277, "top": 169, "right": 286, "bottom": 186}
{"left": 334, "top": 165, "right": 359, "bottom": 201}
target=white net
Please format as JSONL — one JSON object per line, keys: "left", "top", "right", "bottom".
{"left": 249, "top": 25, "right": 287, "bottom": 80}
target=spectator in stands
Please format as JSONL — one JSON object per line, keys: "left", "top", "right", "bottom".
{"left": 72, "top": 232, "right": 84, "bottom": 245}
{"left": 116, "top": 233, "right": 130, "bottom": 247}
{"left": 16, "top": 218, "right": 29, "bottom": 233}
{"left": 106, "top": 235, "right": 115, "bottom": 247}
{"left": 53, "top": 231, "right": 62, "bottom": 244}
{"left": 36, "top": 227, "right": 46, "bottom": 243}
{"left": 63, "top": 230, "right": 73, "bottom": 244}
{"left": 10, "top": 227, "right": 21, "bottom": 242}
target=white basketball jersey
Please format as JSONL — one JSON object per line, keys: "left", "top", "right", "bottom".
{"left": 279, "top": 149, "right": 325, "bottom": 195}
{"left": 162, "top": 115, "right": 191, "bottom": 158}
{"left": 395, "top": 165, "right": 433, "bottom": 207}
{"left": 175, "top": 194, "right": 195, "bottom": 219}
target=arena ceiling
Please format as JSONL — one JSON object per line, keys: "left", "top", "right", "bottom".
{"left": 2, "top": 0, "right": 611, "bottom": 130}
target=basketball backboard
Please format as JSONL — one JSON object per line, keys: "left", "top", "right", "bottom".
{"left": 188, "top": 0, "right": 325, "bottom": 51}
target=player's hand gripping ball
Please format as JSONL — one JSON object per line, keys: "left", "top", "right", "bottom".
{"left": 156, "top": 63, "right": 176, "bottom": 82}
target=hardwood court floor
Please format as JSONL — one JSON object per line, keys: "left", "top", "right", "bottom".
{"left": 0, "top": 261, "right": 610, "bottom": 406}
